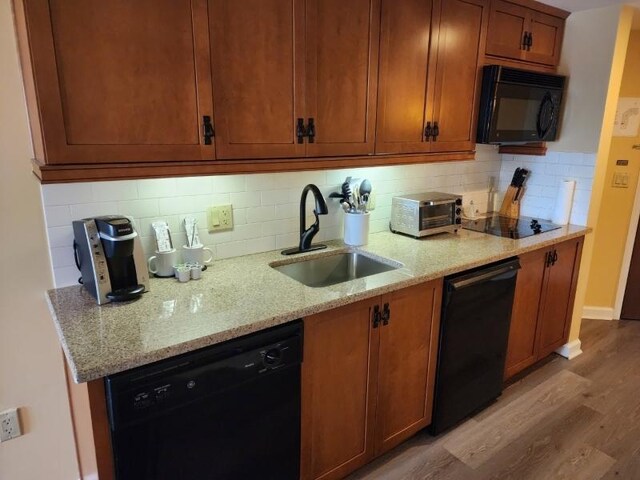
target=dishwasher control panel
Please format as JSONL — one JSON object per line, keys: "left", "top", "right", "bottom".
{"left": 105, "top": 325, "right": 303, "bottom": 428}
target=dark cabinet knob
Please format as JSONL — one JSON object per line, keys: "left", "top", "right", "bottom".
{"left": 373, "top": 305, "right": 381, "bottom": 328}
{"left": 432, "top": 122, "right": 439, "bottom": 141}
{"left": 296, "top": 118, "right": 306, "bottom": 144}
{"left": 424, "top": 121, "right": 432, "bottom": 141}
{"left": 381, "top": 303, "right": 391, "bottom": 326}
{"left": 307, "top": 118, "right": 316, "bottom": 143}
{"left": 203, "top": 116, "right": 214, "bottom": 145}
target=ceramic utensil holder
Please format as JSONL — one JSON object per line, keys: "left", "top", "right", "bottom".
{"left": 344, "top": 212, "right": 370, "bottom": 246}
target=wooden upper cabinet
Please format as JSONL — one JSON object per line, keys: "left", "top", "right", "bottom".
{"left": 526, "top": 10, "right": 564, "bottom": 66}
{"left": 375, "top": 0, "right": 486, "bottom": 155}
{"left": 430, "top": 0, "right": 488, "bottom": 153}
{"left": 305, "top": 0, "right": 380, "bottom": 157}
{"left": 485, "top": 0, "right": 529, "bottom": 60}
{"left": 485, "top": 0, "right": 566, "bottom": 67}
{"left": 17, "top": 0, "right": 214, "bottom": 164}
{"left": 375, "top": 0, "right": 435, "bottom": 154}
{"left": 375, "top": 281, "right": 442, "bottom": 455}
{"left": 209, "top": 0, "right": 305, "bottom": 159}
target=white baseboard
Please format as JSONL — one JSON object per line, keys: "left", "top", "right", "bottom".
{"left": 556, "top": 339, "right": 583, "bottom": 360}
{"left": 582, "top": 306, "right": 615, "bottom": 320}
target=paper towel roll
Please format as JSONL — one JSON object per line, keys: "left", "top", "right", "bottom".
{"left": 551, "top": 180, "right": 576, "bottom": 225}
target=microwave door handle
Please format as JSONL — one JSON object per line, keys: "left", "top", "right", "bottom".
{"left": 536, "top": 93, "right": 556, "bottom": 139}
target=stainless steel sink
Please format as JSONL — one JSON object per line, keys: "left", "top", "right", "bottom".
{"left": 271, "top": 252, "right": 401, "bottom": 288}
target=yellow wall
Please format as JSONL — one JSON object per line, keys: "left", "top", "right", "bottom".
{"left": 586, "top": 31, "right": 640, "bottom": 309}
{"left": 567, "top": 6, "right": 633, "bottom": 342}
{"left": 0, "top": 1, "right": 79, "bottom": 479}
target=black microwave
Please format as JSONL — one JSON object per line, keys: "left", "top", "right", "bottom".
{"left": 476, "top": 65, "right": 565, "bottom": 144}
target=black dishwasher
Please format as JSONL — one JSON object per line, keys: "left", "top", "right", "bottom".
{"left": 430, "top": 258, "right": 520, "bottom": 435}
{"left": 105, "top": 320, "right": 303, "bottom": 480}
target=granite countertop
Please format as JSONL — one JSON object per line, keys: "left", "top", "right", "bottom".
{"left": 47, "top": 226, "right": 589, "bottom": 383}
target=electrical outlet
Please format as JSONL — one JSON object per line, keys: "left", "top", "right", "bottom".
{"left": 0, "top": 408, "right": 22, "bottom": 442}
{"left": 207, "top": 204, "right": 233, "bottom": 232}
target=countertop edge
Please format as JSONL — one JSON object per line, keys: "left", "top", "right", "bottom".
{"left": 51, "top": 227, "right": 590, "bottom": 383}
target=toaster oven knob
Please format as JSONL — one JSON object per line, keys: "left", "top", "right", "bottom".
{"left": 455, "top": 218, "right": 462, "bottom": 225}
{"left": 455, "top": 198, "right": 462, "bottom": 206}
{"left": 456, "top": 208, "right": 462, "bottom": 215}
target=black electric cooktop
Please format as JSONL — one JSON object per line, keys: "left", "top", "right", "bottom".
{"left": 462, "top": 214, "right": 561, "bottom": 239}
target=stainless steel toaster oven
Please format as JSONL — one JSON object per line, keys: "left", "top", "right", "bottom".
{"left": 390, "top": 192, "right": 462, "bottom": 238}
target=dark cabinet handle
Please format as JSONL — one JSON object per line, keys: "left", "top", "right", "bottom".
{"left": 545, "top": 251, "right": 553, "bottom": 268}
{"left": 522, "top": 31, "right": 529, "bottom": 50}
{"left": 432, "top": 121, "right": 439, "bottom": 141}
{"left": 296, "top": 118, "right": 306, "bottom": 144}
{"left": 203, "top": 116, "right": 214, "bottom": 145}
{"left": 307, "top": 118, "right": 316, "bottom": 143}
{"left": 424, "top": 121, "right": 432, "bottom": 140}
{"left": 382, "top": 303, "right": 391, "bottom": 326}
{"left": 528, "top": 32, "right": 533, "bottom": 51}
{"left": 373, "top": 305, "right": 381, "bottom": 328}
{"left": 552, "top": 249, "right": 558, "bottom": 265}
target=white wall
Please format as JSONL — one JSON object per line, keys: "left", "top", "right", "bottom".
{"left": 553, "top": 5, "right": 626, "bottom": 153}
{"left": 499, "top": 152, "right": 596, "bottom": 225}
{"left": 0, "top": 1, "right": 79, "bottom": 479}
{"left": 41, "top": 146, "right": 501, "bottom": 287}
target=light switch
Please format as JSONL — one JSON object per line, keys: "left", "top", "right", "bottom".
{"left": 612, "top": 172, "right": 630, "bottom": 188}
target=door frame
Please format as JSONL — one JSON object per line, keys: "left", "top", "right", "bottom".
{"left": 615, "top": 161, "right": 640, "bottom": 320}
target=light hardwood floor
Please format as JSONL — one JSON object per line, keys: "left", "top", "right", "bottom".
{"left": 349, "top": 319, "right": 640, "bottom": 479}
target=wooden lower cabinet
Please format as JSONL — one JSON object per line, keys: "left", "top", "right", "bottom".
{"left": 301, "top": 280, "right": 443, "bottom": 480}
{"left": 504, "top": 237, "right": 584, "bottom": 380}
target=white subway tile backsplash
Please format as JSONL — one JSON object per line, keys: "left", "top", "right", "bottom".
{"left": 499, "top": 151, "right": 595, "bottom": 225}
{"left": 41, "top": 149, "right": 507, "bottom": 287}
{"left": 118, "top": 199, "right": 159, "bottom": 218}
{"left": 246, "top": 206, "right": 275, "bottom": 224}
{"left": 42, "top": 183, "right": 92, "bottom": 206}
{"left": 92, "top": 180, "right": 138, "bottom": 202}
{"left": 70, "top": 202, "right": 119, "bottom": 220}
{"left": 212, "top": 174, "right": 246, "bottom": 193}
{"left": 47, "top": 225, "right": 74, "bottom": 248}
{"left": 137, "top": 178, "right": 178, "bottom": 199}
{"left": 43, "top": 205, "right": 71, "bottom": 227}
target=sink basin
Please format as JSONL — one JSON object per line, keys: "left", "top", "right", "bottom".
{"left": 271, "top": 252, "right": 402, "bottom": 288}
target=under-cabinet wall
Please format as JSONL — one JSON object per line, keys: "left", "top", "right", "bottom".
{"left": 42, "top": 146, "right": 501, "bottom": 287}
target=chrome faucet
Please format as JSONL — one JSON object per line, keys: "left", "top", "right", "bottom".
{"left": 281, "top": 184, "right": 328, "bottom": 255}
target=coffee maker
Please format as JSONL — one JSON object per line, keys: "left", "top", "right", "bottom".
{"left": 73, "top": 216, "right": 149, "bottom": 304}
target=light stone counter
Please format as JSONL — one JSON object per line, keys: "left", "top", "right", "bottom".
{"left": 47, "top": 226, "right": 589, "bottom": 383}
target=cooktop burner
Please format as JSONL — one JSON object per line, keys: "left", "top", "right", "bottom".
{"left": 462, "top": 214, "right": 561, "bottom": 239}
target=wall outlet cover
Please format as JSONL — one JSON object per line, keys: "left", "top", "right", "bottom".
{"left": 0, "top": 408, "right": 22, "bottom": 442}
{"left": 207, "top": 204, "right": 234, "bottom": 232}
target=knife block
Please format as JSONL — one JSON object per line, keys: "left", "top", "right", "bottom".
{"left": 499, "top": 186, "right": 521, "bottom": 219}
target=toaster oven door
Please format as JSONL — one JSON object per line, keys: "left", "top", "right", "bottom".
{"left": 420, "top": 202, "right": 455, "bottom": 231}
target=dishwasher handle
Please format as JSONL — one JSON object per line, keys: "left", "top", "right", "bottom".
{"left": 448, "top": 260, "right": 520, "bottom": 291}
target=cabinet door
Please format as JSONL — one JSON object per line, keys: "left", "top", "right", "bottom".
{"left": 304, "top": 0, "right": 380, "bottom": 157}
{"left": 504, "top": 248, "right": 547, "bottom": 380}
{"left": 485, "top": 0, "right": 528, "bottom": 61}
{"left": 301, "top": 298, "right": 378, "bottom": 480}
{"left": 375, "top": 0, "right": 435, "bottom": 154}
{"left": 375, "top": 280, "right": 442, "bottom": 455}
{"left": 209, "top": 0, "right": 305, "bottom": 159}
{"left": 429, "top": 0, "right": 488, "bottom": 153}
{"left": 525, "top": 11, "right": 564, "bottom": 66}
{"left": 537, "top": 238, "right": 583, "bottom": 358}
{"left": 23, "top": 0, "right": 214, "bottom": 164}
